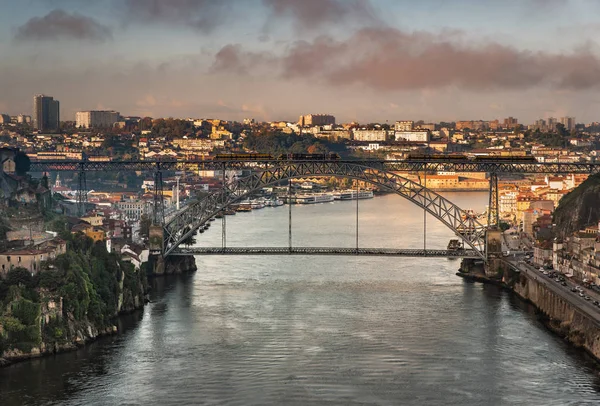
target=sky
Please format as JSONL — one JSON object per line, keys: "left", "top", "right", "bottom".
{"left": 2, "top": 0, "right": 600, "bottom": 124}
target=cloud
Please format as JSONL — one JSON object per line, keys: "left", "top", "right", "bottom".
{"left": 14, "top": 9, "right": 112, "bottom": 42}
{"left": 212, "top": 27, "right": 600, "bottom": 91}
{"left": 263, "top": 0, "right": 379, "bottom": 30}
{"left": 210, "top": 44, "right": 274, "bottom": 75}
{"left": 123, "top": 0, "right": 233, "bottom": 33}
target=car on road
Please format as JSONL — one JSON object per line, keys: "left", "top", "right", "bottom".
{"left": 571, "top": 288, "right": 578, "bottom": 292}
{"left": 561, "top": 282, "right": 567, "bottom": 287}
{"left": 585, "top": 296, "right": 591, "bottom": 301}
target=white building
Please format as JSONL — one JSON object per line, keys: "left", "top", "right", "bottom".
{"left": 352, "top": 129, "right": 388, "bottom": 142}
{"left": 116, "top": 200, "right": 150, "bottom": 221}
{"left": 499, "top": 191, "right": 517, "bottom": 214}
{"left": 394, "top": 121, "right": 414, "bottom": 132}
{"left": 76, "top": 110, "right": 120, "bottom": 128}
{"left": 17, "top": 114, "right": 32, "bottom": 124}
{"left": 394, "top": 131, "right": 430, "bottom": 142}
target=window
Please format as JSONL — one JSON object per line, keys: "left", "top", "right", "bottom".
{"left": 6, "top": 256, "right": 10, "bottom": 262}
{"left": 18, "top": 256, "right": 21, "bottom": 263}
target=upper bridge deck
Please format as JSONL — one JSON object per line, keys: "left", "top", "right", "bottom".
{"left": 29, "top": 157, "right": 600, "bottom": 174}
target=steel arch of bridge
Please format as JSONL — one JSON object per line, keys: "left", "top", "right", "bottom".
{"left": 163, "top": 161, "right": 486, "bottom": 259}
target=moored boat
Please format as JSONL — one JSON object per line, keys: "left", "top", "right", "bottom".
{"left": 334, "top": 190, "right": 374, "bottom": 200}
{"left": 296, "top": 193, "right": 335, "bottom": 204}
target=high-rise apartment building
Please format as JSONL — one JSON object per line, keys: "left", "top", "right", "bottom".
{"left": 503, "top": 117, "right": 518, "bottom": 129}
{"left": 298, "top": 114, "right": 336, "bottom": 127}
{"left": 547, "top": 117, "right": 557, "bottom": 132}
{"left": 76, "top": 110, "right": 121, "bottom": 128}
{"left": 560, "top": 116, "right": 576, "bottom": 131}
{"left": 33, "top": 94, "right": 60, "bottom": 132}
{"left": 17, "top": 114, "right": 32, "bottom": 125}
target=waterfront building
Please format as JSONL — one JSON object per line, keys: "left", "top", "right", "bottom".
{"left": 298, "top": 114, "right": 336, "bottom": 127}
{"left": 33, "top": 94, "right": 60, "bottom": 131}
{"left": 76, "top": 110, "right": 120, "bottom": 128}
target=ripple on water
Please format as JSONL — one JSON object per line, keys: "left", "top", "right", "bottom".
{"left": 1, "top": 194, "right": 600, "bottom": 405}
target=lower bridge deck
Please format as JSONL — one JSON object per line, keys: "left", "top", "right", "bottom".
{"left": 170, "top": 247, "right": 481, "bottom": 258}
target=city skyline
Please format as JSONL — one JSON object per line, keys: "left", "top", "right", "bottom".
{"left": 3, "top": 1, "right": 600, "bottom": 123}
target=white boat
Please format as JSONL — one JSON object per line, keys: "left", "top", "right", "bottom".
{"left": 266, "top": 198, "right": 284, "bottom": 207}
{"left": 333, "top": 190, "right": 374, "bottom": 200}
{"left": 296, "top": 193, "right": 335, "bottom": 204}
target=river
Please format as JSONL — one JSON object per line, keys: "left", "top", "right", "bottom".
{"left": 1, "top": 192, "right": 600, "bottom": 405}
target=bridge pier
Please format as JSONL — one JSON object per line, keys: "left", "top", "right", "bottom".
{"left": 148, "top": 254, "right": 165, "bottom": 275}
{"left": 484, "top": 227, "right": 503, "bottom": 277}
{"left": 148, "top": 254, "right": 197, "bottom": 276}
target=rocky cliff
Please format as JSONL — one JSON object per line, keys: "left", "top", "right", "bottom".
{"left": 150, "top": 255, "right": 198, "bottom": 276}
{"left": 553, "top": 174, "right": 600, "bottom": 238}
{"left": 0, "top": 242, "right": 147, "bottom": 367}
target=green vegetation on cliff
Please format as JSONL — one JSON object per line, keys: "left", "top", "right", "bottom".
{"left": 553, "top": 173, "right": 600, "bottom": 238}
{"left": 0, "top": 233, "right": 147, "bottom": 357}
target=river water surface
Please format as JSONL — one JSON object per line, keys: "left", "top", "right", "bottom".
{"left": 1, "top": 192, "right": 600, "bottom": 405}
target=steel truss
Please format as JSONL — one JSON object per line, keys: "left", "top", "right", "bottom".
{"left": 163, "top": 161, "right": 487, "bottom": 259}
{"left": 171, "top": 247, "right": 481, "bottom": 258}
{"left": 76, "top": 162, "right": 87, "bottom": 217}
{"left": 30, "top": 158, "right": 600, "bottom": 174}
{"left": 153, "top": 169, "right": 165, "bottom": 225}
{"left": 488, "top": 173, "right": 499, "bottom": 229}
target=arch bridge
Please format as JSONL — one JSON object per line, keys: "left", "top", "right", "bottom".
{"left": 31, "top": 156, "right": 598, "bottom": 261}
{"left": 160, "top": 160, "right": 490, "bottom": 260}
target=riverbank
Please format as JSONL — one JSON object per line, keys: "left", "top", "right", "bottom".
{"left": 457, "top": 267, "right": 600, "bottom": 365}
{"left": 1, "top": 257, "right": 198, "bottom": 368}
{"left": 0, "top": 323, "right": 119, "bottom": 368}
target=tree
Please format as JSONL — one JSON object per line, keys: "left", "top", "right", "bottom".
{"left": 556, "top": 123, "right": 568, "bottom": 137}
{"left": 5, "top": 267, "right": 34, "bottom": 289}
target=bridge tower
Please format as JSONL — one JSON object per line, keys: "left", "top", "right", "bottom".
{"left": 149, "top": 162, "right": 166, "bottom": 274}
{"left": 485, "top": 172, "right": 502, "bottom": 275}
{"left": 487, "top": 173, "right": 499, "bottom": 229}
